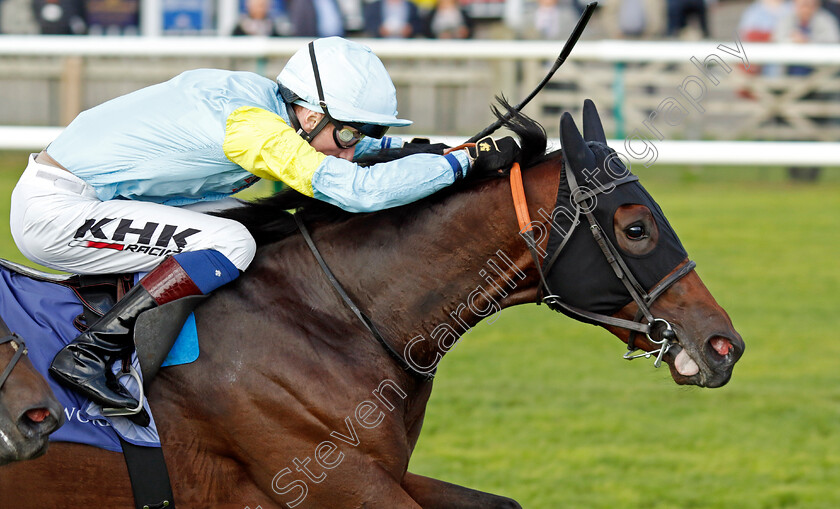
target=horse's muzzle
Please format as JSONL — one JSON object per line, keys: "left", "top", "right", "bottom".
{"left": 667, "top": 332, "right": 745, "bottom": 388}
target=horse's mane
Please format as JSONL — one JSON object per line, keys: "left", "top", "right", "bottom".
{"left": 217, "top": 98, "right": 551, "bottom": 246}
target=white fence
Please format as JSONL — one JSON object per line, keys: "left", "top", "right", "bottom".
{"left": 1, "top": 36, "right": 838, "bottom": 62}
{"left": 1, "top": 37, "right": 839, "bottom": 166}
{"left": 4, "top": 126, "right": 840, "bottom": 167}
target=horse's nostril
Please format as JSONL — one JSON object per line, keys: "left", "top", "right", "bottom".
{"left": 710, "top": 337, "right": 732, "bottom": 356}
{"left": 706, "top": 335, "right": 744, "bottom": 366}
{"left": 18, "top": 406, "right": 60, "bottom": 438}
{"left": 25, "top": 408, "right": 50, "bottom": 424}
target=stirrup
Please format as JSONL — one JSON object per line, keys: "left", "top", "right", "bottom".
{"left": 101, "top": 365, "right": 146, "bottom": 418}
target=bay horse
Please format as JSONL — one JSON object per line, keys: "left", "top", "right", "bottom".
{"left": 0, "top": 102, "right": 743, "bottom": 507}
{"left": 0, "top": 330, "right": 65, "bottom": 465}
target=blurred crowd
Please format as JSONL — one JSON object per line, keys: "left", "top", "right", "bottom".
{"left": 0, "top": 0, "right": 839, "bottom": 42}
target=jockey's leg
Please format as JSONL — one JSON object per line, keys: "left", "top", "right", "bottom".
{"left": 10, "top": 156, "right": 256, "bottom": 275}
{"left": 10, "top": 155, "right": 256, "bottom": 423}
{"left": 48, "top": 250, "right": 240, "bottom": 420}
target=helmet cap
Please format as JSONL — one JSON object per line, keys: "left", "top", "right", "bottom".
{"left": 277, "top": 37, "right": 411, "bottom": 127}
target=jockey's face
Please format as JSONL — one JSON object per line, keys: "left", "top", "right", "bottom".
{"left": 297, "top": 109, "right": 356, "bottom": 160}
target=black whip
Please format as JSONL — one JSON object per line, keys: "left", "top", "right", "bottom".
{"left": 466, "top": 1, "right": 598, "bottom": 143}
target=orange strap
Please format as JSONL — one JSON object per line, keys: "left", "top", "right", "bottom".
{"left": 443, "top": 143, "right": 476, "bottom": 155}
{"left": 509, "top": 162, "right": 532, "bottom": 232}
{"left": 444, "top": 147, "right": 531, "bottom": 232}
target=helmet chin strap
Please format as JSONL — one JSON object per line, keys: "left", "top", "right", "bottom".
{"left": 286, "top": 103, "right": 330, "bottom": 143}
{"left": 282, "top": 41, "right": 334, "bottom": 144}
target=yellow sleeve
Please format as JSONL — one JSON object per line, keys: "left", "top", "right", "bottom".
{"left": 223, "top": 106, "right": 326, "bottom": 197}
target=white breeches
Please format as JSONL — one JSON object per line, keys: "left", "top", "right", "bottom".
{"left": 9, "top": 155, "right": 256, "bottom": 274}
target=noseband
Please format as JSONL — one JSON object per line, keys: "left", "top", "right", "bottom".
{"left": 509, "top": 162, "right": 696, "bottom": 367}
{"left": 0, "top": 315, "right": 26, "bottom": 390}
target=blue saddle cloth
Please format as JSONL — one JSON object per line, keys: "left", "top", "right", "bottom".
{"left": 0, "top": 266, "right": 199, "bottom": 452}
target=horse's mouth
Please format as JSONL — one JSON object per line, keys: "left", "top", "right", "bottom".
{"left": 665, "top": 334, "right": 743, "bottom": 388}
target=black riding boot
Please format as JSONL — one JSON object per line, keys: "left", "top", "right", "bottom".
{"left": 49, "top": 283, "right": 156, "bottom": 416}
{"left": 49, "top": 256, "right": 205, "bottom": 426}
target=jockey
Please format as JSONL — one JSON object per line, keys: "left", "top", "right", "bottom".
{"left": 9, "top": 37, "right": 518, "bottom": 423}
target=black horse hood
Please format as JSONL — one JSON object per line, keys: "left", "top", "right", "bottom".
{"left": 541, "top": 127, "right": 687, "bottom": 316}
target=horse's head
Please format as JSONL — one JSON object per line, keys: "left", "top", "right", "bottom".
{"left": 0, "top": 336, "right": 64, "bottom": 465}
{"left": 526, "top": 100, "right": 744, "bottom": 388}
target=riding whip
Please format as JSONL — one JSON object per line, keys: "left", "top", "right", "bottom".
{"left": 466, "top": 1, "right": 598, "bottom": 143}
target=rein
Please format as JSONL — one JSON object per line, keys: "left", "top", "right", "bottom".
{"left": 0, "top": 314, "right": 26, "bottom": 390}
{"left": 507, "top": 162, "right": 696, "bottom": 367}
{"left": 294, "top": 212, "right": 435, "bottom": 382}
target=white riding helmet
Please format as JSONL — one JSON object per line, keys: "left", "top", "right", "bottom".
{"left": 277, "top": 37, "right": 411, "bottom": 128}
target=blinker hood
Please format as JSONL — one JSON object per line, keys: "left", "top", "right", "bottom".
{"left": 541, "top": 141, "right": 688, "bottom": 317}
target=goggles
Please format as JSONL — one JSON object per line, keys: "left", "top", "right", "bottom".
{"left": 331, "top": 120, "right": 390, "bottom": 149}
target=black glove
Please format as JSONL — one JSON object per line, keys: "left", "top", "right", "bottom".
{"left": 466, "top": 136, "right": 520, "bottom": 174}
{"left": 403, "top": 138, "right": 450, "bottom": 156}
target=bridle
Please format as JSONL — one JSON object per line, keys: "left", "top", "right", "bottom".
{"left": 0, "top": 315, "right": 27, "bottom": 390}
{"left": 295, "top": 153, "right": 696, "bottom": 383}
{"left": 508, "top": 160, "right": 696, "bottom": 367}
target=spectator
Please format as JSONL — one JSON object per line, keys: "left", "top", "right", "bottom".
{"left": 773, "top": 0, "right": 840, "bottom": 181}
{"left": 602, "top": 0, "right": 666, "bottom": 38}
{"left": 738, "top": 0, "right": 789, "bottom": 79}
{"left": 774, "top": 0, "right": 839, "bottom": 74}
{"left": 425, "top": 0, "right": 472, "bottom": 39}
{"left": 666, "top": 0, "right": 714, "bottom": 38}
{"left": 739, "top": 0, "right": 789, "bottom": 41}
{"left": 31, "top": 0, "right": 86, "bottom": 34}
{"left": 287, "top": 0, "right": 345, "bottom": 37}
{"left": 232, "top": 0, "right": 287, "bottom": 36}
{"left": 773, "top": 0, "right": 840, "bottom": 45}
{"left": 531, "top": 0, "right": 579, "bottom": 39}
{"left": 84, "top": 0, "right": 139, "bottom": 35}
{"left": 336, "top": 0, "right": 366, "bottom": 34}
{"left": 824, "top": 0, "right": 840, "bottom": 24}
{"left": 364, "top": 0, "right": 423, "bottom": 38}
{"left": 1, "top": 0, "right": 47, "bottom": 34}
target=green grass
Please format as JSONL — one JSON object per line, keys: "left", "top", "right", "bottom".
{"left": 2, "top": 152, "right": 839, "bottom": 508}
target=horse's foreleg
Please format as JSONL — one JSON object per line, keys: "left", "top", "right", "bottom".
{"left": 401, "top": 472, "right": 521, "bottom": 509}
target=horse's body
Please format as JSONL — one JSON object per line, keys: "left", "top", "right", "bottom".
{"left": 0, "top": 334, "right": 64, "bottom": 465}
{"left": 0, "top": 110, "right": 743, "bottom": 507}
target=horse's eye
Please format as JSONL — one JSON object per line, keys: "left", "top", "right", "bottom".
{"left": 625, "top": 224, "right": 648, "bottom": 240}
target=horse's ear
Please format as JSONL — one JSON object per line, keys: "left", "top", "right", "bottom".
{"left": 582, "top": 99, "right": 607, "bottom": 144}
{"left": 560, "top": 112, "right": 590, "bottom": 174}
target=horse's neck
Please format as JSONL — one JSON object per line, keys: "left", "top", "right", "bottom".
{"left": 293, "top": 178, "right": 546, "bottom": 369}
{"left": 234, "top": 163, "right": 558, "bottom": 372}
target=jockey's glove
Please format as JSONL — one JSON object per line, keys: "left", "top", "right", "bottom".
{"left": 465, "top": 136, "right": 520, "bottom": 174}
{"left": 403, "top": 138, "right": 450, "bottom": 155}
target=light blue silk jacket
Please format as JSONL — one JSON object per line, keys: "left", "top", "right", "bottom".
{"left": 47, "top": 69, "right": 468, "bottom": 212}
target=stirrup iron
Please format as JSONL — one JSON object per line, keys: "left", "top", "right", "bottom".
{"left": 101, "top": 365, "right": 145, "bottom": 418}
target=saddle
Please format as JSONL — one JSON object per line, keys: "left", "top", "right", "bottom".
{"left": 0, "top": 258, "right": 204, "bottom": 384}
